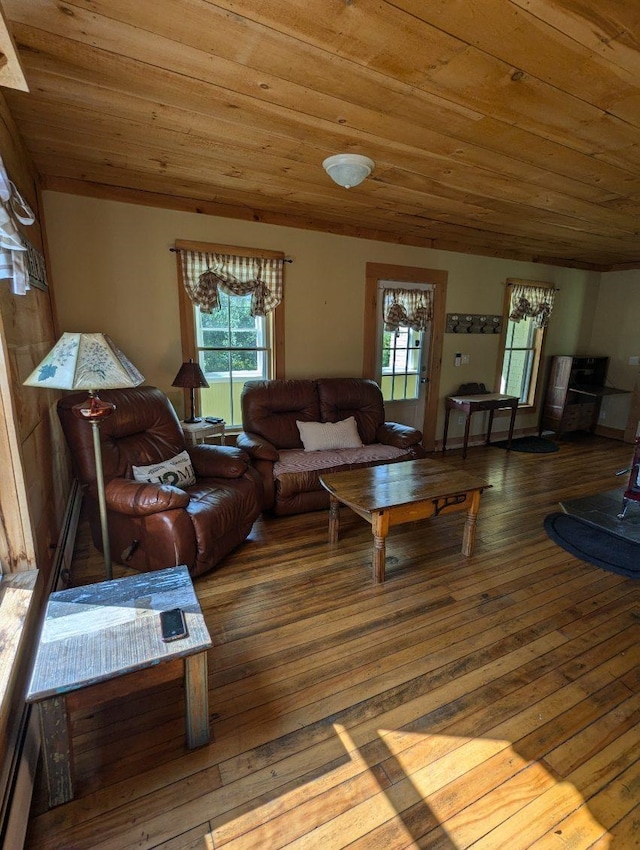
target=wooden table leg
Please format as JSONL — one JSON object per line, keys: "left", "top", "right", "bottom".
{"left": 462, "top": 490, "right": 482, "bottom": 556}
{"left": 486, "top": 408, "right": 495, "bottom": 445}
{"left": 506, "top": 402, "right": 518, "bottom": 449}
{"left": 328, "top": 494, "right": 340, "bottom": 543}
{"left": 184, "top": 651, "right": 210, "bottom": 749}
{"left": 442, "top": 406, "right": 451, "bottom": 454}
{"left": 38, "top": 695, "right": 74, "bottom": 807}
{"left": 371, "top": 510, "right": 390, "bottom": 583}
{"left": 462, "top": 413, "right": 472, "bottom": 459}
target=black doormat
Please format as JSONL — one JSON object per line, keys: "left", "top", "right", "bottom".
{"left": 543, "top": 511, "right": 640, "bottom": 578}
{"left": 490, "top": 436, "right": 559, "bottom": 453}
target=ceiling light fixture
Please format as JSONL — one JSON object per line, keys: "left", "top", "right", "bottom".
{"left": 322, "top": 153, "right": 375, "bottom": 189}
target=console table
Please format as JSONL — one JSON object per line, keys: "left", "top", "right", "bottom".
{"left": 443, "top": 393, "right": 519, "bottom": 459}
{"left": 26, "top": 565, "right": 212, "bottom": 807}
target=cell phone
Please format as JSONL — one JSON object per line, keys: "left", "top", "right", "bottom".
{"left": 160, "top": 608, "right": 188, "bottom": 642}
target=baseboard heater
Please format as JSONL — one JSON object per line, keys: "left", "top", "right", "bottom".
{"left": 0, "top": 479, "right": 82, "bottom": 850}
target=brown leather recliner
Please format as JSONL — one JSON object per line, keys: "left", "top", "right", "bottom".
{"left": 57, "top": 386, "right": 263, "bottom": 577}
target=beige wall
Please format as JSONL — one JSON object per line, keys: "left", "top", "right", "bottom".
{"left": 589, "top": 269, "right": 640, "bottom": 431}
{"left": 590, "top": 270, "right": 640, "bottom": 385}
{"left": 43, "top": 191, "right": 609, "bottom": 440}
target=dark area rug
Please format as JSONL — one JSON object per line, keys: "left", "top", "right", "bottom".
{"left": 491, "top": 436, "right": 559, "bottom": 453}
{"left": 561, "top": 488, "right": 640, "bottom": 544}
{"left": 544, "top": 511, "right": 640, "bottom": 578}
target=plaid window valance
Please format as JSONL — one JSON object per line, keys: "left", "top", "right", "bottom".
{"left": 180, "top": 250, "right": 283, "bottom": 316}
{"left": 507, "top": 279, "right": 556, "bottom": 329}
{"left": 382, "top": 287, "right": 433, "bottom": 331}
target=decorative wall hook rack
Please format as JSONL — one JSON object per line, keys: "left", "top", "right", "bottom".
{"left": 446, "top": 313, "right": 503, "bottom": 334}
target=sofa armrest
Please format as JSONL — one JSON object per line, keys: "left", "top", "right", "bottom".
{"left": 105, "top": 478, "right": 190, "bottom": 516}
{"left": 377, "top": 421, "right": 423, "bottom": 448}
{"left": 188, "top": 444, "right": 250, "bottom": 479}
{"left": 236, "top": 431, "right": 279, "bottom": 461}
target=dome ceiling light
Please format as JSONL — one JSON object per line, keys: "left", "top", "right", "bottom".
{"left": 322, "top": 153, "right": 375, "bottom": 188}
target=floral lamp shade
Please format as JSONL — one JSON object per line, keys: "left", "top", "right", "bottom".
{"left": 24, "top": 332, "right": 144, "bottom": 391}
{"left": 23, "top": 332, "right": 144, "bottom": 582}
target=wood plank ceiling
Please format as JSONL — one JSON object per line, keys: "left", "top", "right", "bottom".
{"left": 3, "top": 0, "right": 640, "bottom": 270}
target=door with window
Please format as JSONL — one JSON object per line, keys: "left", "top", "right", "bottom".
{"left": 363, "top": 263, "right": 447, "bottom": 452}
{"left": 377, "top": 281, "right": 433, "bottom": 431}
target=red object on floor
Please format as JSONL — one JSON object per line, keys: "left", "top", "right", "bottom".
{"left": 620, "top": 437, "right": 640, "bottom": 518}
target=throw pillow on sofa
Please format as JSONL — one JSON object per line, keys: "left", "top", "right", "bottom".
{"left": 132, "top": 450, "right": 196, "bottom": 488}
{"left": 296, "top": 416, "right": 363, "bottom": 452}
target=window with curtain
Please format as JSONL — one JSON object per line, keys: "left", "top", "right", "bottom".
{"left": 176, "top": 242, "right": 284, "bottom": 427}
{"left": 499, "top": 279, "right": 556, "bottom": 405}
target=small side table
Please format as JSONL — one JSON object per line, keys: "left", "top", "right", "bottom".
{"left": 26, "top": 565, "right": 212, "bottom": 807}
{"left": 182, "top": 419, "right": 225, "bottom": 446}
{"left": 443, "top": 393, "right": 519, "bottom": 459}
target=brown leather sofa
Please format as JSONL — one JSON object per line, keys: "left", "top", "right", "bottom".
{"left": 57, "top": 386, "right": 262, "bottom": 577}
{"left": 237, "top": 377, "right": 426, "bottom": 515}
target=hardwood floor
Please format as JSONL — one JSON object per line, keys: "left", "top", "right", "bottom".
{"left": 25, "top": 436, "right": 640, "bottom": 849}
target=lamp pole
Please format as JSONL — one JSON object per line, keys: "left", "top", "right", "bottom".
{"left": 73, "top": 389, "right": 118, "bottom": 581}
{"left": 90, "top": 419, "right": 112, "bottom": 580}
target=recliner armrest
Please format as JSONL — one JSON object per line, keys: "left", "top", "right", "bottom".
{"left": 188, "top": 444, "right": 251, "bottom": 479}
{"left": 236, "top": 431, "right": 279, "bottom": 461}
{"left": 376, "top": 421, "right": 423, "bottom": 448}
{"left": 105, "top": 478, "right": 190, "bottom": 516}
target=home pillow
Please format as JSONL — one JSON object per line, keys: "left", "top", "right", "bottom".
{"left": 296, "top": 416, "right": 363, "bottom": 452}
{"left": 132, "top": 450, "right": 196, "bottom": 488}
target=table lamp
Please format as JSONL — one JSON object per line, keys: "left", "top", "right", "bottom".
{"left": 24, "top": 332, "right": 144, "bottom": 579}
{"left": 172, "top": 358, "right": 209, "bottom": 423}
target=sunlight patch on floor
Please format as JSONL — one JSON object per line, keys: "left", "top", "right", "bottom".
{"left": 381, "top": 728, "right": 609, "bottom": 848}
{"left": 204, "top": 724, "right": 609, "bottom": 849}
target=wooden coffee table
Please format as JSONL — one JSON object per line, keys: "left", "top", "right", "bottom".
{"left": 320, "top": 459, "right": 489, "bottom": 583}
{"left": 26, "top": 565, "right": 212, "bottom": 807}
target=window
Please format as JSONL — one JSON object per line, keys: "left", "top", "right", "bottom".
{"left": 498, "top": 279, "right": 556, "bottom": 406}
{"left": 175, "top": 241, "right": 284, "bottom": 428}
{"left": 501, "top": 315, "right": 539, "bottom": 402}
{"left": 195, "top": 291, "right": 271, "bottom": 426}
{"left": 381, "top": 325, "right": 423, "bottom": 401}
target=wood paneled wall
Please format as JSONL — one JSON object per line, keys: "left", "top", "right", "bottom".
{"left": 0, "top": 89, "right": 72, "bottom": 849}
{"left": 0, "top": 92, "right": 70, "bottom": 579}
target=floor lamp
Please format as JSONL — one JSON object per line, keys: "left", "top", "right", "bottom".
{"left": 24, "top": 333, "right": 144, "bottom": 580}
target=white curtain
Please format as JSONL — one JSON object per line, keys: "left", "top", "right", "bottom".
{"left": 0, "top": 154, "right": 35, "bottom": 296}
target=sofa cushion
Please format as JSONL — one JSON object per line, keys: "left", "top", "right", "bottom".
{"left": 317, "top": 378, "right": 385, "bottom": 444}
{"left": 241, "top": 379, "right": 319, "bottom": 449}
{"left": 132, "top": 450, "right": 196, "bottom": 488}
{"left": 296, "top": 416, "right": 363, "bottom": 452}
{"left": 274, "top": 444, "right": 409, "bottom": 497}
